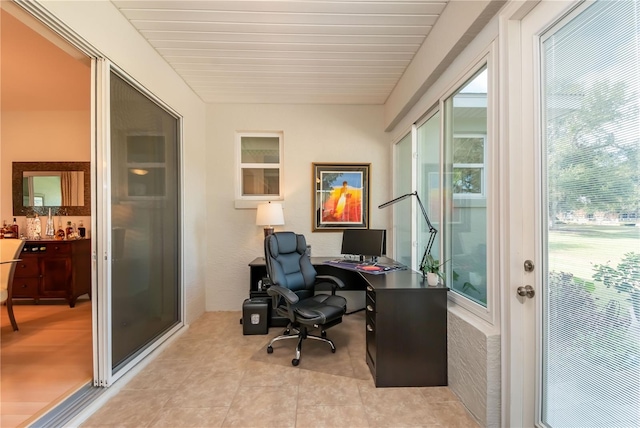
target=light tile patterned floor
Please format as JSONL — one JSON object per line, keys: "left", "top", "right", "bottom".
{"left": 81, "top": 311, "right": 479, "bottom": 427}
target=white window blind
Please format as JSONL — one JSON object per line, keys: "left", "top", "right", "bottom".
{"left": 541, "top": 1, "right": 640, "bottom": 426}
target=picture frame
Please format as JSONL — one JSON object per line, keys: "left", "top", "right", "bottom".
{"left": 312, "top": 162, "right": 370, "bottom": 231}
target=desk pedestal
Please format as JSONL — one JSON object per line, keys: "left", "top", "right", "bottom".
{"left": 364, "top": 270, "right": 448, "bottom": 387}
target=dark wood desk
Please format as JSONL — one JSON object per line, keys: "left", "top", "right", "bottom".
{"left": 248, "top": 257, "right": 448, "bottom": 387}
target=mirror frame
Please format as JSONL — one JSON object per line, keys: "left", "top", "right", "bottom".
{"left": 13, "top": 161, "right": 91, "bottom": 216}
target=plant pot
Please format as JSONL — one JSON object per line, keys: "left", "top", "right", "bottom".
{"left": 426, "top": 272, "right": 439, "bottom": 286}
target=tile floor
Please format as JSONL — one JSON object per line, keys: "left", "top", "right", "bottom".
{"left": 81, "top": 311, "right": 479, "bottom": 427}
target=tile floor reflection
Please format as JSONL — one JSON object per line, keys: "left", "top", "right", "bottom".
{"left": 81, "top": 311, "right": 479, "bottom": 427}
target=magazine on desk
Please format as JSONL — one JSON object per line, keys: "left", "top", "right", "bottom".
{"left": 323, "top": 259, "right": 408, "bottom": 275}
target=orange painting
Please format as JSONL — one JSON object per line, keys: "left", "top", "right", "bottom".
{"left": 313, "top": 163, "right": 369, "bottom": 231}
{"left": 320, "top": 174, "right": 363, "bottom": 224}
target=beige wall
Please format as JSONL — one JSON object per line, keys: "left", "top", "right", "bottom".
{"left": 205, "top": 103, "right": 391, "bottom": 311}
{"left": 1, "top": 110, "right": 91, "bottom": 232}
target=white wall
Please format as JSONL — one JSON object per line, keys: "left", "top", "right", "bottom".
{"left": 36, "top": 0, "right": 208, "bottom": 323}
{"left": 205, "top": 103, "right": 390, "bottom": 311}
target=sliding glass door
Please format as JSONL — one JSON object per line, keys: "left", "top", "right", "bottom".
{"left": 108, "top": 71, "right": 181, "bottom": 371}
{"left": 94, "top": 62, "right": 182, "bottom": 384}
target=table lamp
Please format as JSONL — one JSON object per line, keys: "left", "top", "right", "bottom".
{"left": 256, "top": 202, "right": 285, "bottom": 237}
{"left": 378, "top": 191, "right": 437, "bottom": 279}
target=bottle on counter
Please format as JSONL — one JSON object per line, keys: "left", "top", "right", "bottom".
{"left": 11, "top": 218, "right": 19, "bottom": 239}
{"left": 45, "top": 208, "right": 55, "bottom": 238}
{"left": 56, "top": 219, "right": 65, "bottom": 240}
{"left": 0, "top": 220, "right": 6, "bottom": 239}
{"left": 33, "top": 214, "right": 41, "bottom": 239}
{"left": 65, "top": 221, "right": 74, "bottom": 239}
{"left": 3, "top": 219, "right": 14, "bottom": 239}
{"left": 78, "top": 220, "right": 86, "bottom": 238}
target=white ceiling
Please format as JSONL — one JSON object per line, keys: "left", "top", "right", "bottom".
{"left": 110, "top": 0, "right": 450, "bottom": 105}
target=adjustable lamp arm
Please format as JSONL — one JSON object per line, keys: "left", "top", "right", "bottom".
{"left": 378, "top": 191, "right": 438, "bottom": 276}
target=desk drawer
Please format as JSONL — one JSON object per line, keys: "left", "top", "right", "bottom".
{"left": 12, "top": 278, "right": 39, "bottom": 298}
{"left": 365, "top": 284, "right": 376, "bottom": 369}
{"left": 366, "top": 316, "right": 376, "bottom": 368}
{"left": 13, "top": 258, "right": 39, "bottom": 278}
{"left": 366, "top": 294, "right": 375, "bottom": 317}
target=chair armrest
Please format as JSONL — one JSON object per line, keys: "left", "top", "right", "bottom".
{"left": 315, "top": 275, "right": 345, "bottom": 295}
{"left": 267, "top": 285, "right": 299, "bottom": 304}
{"left": 267, "top": 285, "right": 299, "bottom": 322}
{"left": 316, "top": 275, "right": 345, "bottom": 288}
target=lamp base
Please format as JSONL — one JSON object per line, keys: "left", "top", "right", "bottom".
{"left": 263, "top": 227, "right": 274, "bottom": 237}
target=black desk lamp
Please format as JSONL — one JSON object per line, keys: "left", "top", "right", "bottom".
{"left": 378, "top": 191, "right": 437, "bottom": 279}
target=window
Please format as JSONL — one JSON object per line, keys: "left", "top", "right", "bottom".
{"left": 445, "top": 66, "right": 489, "bottom": 308}
{"left": 392, "top": 132, "right": 414, "bottom": 267}
{"left": 391, "top": 61, "right": 492, "bottom": 317}
{"left": 236, "top": 132, "right": 283, "bottom": 200}
{"left": 417, "top": 111, "right": 441, "bottom": 264}
{"left": 453, "top": 135, "right": 485, "bottom": 197}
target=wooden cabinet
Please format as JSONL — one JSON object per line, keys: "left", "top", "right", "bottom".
{"left": 12, "top": 239, "right": 91, "bottom": 307}
{"left": 364, "top": 270, "right": 448, "bottom": 387}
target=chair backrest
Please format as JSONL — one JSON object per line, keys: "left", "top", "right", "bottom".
{"left": 264, "top": 232, "right": 316, "bottom": 297}
{"left": 1, "top": 239, "right": 26, "bottom": 302}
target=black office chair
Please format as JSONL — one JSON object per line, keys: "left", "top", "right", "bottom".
{"left": 264, "top": 231, "right": 347, "bottom": 366}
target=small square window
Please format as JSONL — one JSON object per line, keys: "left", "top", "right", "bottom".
{"left": 236, "top": 132, "right": 283, "bottom": 200}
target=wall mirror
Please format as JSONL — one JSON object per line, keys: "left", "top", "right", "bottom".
{"left": 12, "top": 162, "right": 90, "bottom": 216}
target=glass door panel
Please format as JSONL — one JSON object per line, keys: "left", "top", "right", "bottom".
{"left": 541, "top": 1, "right": 640, "bottom": 426}
{"left": 109, "top": 71, "right": 181, "bottom": 371}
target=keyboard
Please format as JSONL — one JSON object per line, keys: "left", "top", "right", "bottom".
{"left": 336, "top": 258, "right": 364, "bottom": 264}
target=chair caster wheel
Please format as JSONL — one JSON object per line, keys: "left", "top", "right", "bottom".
{"left": 292, "top": 358, "right": 300, "bottom": 366}
{"left": 267, "top": 346, "right": 273, "bottom": 354}
{"left": 331, "top": 348, "right": 336, "bottom": 353}
{"left": 321, "top": 331, "right": 327, "bottom": 338}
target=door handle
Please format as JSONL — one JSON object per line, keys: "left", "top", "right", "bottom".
{"left": 517, "top": 285, "right": 535, "bottom": 299}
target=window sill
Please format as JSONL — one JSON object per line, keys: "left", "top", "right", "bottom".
{"left": 234, "top": 199, "right": 285, "bottom": 209}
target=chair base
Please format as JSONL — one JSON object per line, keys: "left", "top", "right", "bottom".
{"left": 266, "top": 323, "right": 336, "bottom": 366}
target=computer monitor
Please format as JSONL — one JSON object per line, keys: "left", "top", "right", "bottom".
{"left": 340, "top": 229, "right": 386, "bottom": 260}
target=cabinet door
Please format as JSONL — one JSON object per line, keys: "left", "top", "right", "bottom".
{"left": 40, "top": 257, "right": 71, "bottom": 297}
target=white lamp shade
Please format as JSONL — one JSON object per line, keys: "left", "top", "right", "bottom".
{"left": 256, "top": 202, "right": 285, "bottom": 226}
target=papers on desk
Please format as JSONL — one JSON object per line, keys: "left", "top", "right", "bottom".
{"left": 324, "top": 259, "right": 407, "bottom": 275}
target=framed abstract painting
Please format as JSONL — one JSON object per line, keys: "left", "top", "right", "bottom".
{"left": 312, "top": 163, "right": 370, "bottom": 231}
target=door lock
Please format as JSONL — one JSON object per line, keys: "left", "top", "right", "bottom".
{"left": 524, "top": 260, "right": 534, "bottom": 272}
{"left": 517, "top": 285, "right": 535, "bottom": 299}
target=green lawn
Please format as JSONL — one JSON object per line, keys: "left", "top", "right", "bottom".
{"left": 548, "top": 224, "right": 639, "bottom": 309}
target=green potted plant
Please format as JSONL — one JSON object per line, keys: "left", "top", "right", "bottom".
{"left": 421, "top": 254, "right": 446, "bottom": 286}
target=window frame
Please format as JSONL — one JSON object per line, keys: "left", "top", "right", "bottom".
{"left": 235, "top": 131, "right": 283, "bottom": 203}
{"left": 452, "top": 133, "right": 487, "bottom": 199}
{"left": 442, "top": 54, "right": 497, "bottom": 324}
{"left": 391, "top": 49, "right": 498, "bottom": 324}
